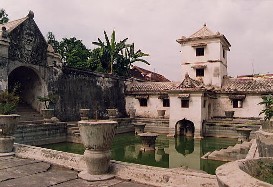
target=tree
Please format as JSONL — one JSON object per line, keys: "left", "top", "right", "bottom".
{"left": 92, "top": 30, "right": 128, "bottom": 74}
{"left": 58, "top": 37, "right": 91, "bottom": 68}
{"left": 259, "top": 94, "right": 273, "bottom": 121}
{"left": 0, "top": 9, "right": 9, "bottom": 24}
{"left": 92, "top": 30, "right": 149, "bottom": 76}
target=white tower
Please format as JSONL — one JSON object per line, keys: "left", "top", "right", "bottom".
{"left": 177, "top": 24, "right": 231, "bottom": 87}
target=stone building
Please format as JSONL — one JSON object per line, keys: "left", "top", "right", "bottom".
{"left": 0, "top": 11, "right": 126, "bottom": 121}
{"left": 125, "top": 24, "right": 273, "bottom": 138}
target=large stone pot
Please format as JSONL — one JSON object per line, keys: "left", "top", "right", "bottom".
{"left": 0, "top": 114, "right": 20, "bottom": 153}
{"left": 79, "top": 108, "right": 90, "bottom": 120}
{"left": 256, "top": 129, "right": 273, "bottom": 157}
{"left": 157, "top": 109, "right": 166, "bottom": 119}
{"left": 106, "top": 109, "right": 117, "bottom": 119}
{"left": 225, "top": 110, "right": 235, "bottom": 118}
{"left": 128, "top": 108, "right": 136, "bottom": 118}
{"left": 78, "top": 120, "right": 117, "bottom": 181}
{"left": 41, "top": 109, "right": 54, "bottom": 121}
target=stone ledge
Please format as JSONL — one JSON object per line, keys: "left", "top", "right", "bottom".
{"left": 14, "top": 143, "right": 218, "bottom": 187}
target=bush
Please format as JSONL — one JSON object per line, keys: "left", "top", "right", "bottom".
{"left": 0, "top": 90, "right": 19, "bottom": 115}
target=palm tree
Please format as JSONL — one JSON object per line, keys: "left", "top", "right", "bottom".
{"left": 259, "top": 94, "right": 273, "bottom": 121}
{"left": 124, "top": 43, "right": 150, "bottom": 66}
{"left": 92, "top": 30, "right": 128, "bottom": 74}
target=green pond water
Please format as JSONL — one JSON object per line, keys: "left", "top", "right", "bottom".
{"left": 42, "top": 133, "right": 237, "bottom": 175}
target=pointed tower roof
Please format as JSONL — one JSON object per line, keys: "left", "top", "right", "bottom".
{"left": 176, "top": 24, "right": 231, "bottom": 48}
{"left": 189, "top": 24, "right": 215, "bottom": 38}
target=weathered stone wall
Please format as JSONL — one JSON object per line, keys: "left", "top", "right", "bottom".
{"left": 14, "top": 122, "right": 67, "bottom": 145}
{"left": 53, "top": 67, "right": 126, "bottom": 121}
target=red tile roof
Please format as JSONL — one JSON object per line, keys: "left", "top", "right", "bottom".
{"left": 130, "top": 66, "right": 170, "bottom": 82}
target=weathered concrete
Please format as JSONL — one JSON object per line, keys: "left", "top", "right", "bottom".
{"left": 216, "top": 158, "right": 273, "bottom": 187}
{"left": 14, "top": 143, "right": 218, "bottom": 187}
{"left": 256, "top": 129, "right": 273, "bottom": 157}
{"left": 15, "top": 122, "right": 67, "bottom": 145}
{"left": 54, "top": 67, "right": 127, "bottom": 121}
{"left": 0, "top": 156, "right": 150, "bottom": 187}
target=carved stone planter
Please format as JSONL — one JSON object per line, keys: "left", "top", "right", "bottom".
{"left": 225, "top": 111, "right": 234, "bottom": 119}
{"left": 41, "top": 109, "right": 54, "bottom": 121}
{"left": 0, "top": 114, "right": 20, "bottom": 153}
{"left": 78, "top": 120, "right": 117, "bottom": 181}
{"left": 139, "top": 132, "right": 158, "bottom": 151}
{"left": 79, "top": 109, "right": 90, "bottom": 120}
{"left": 128, "top": 108, "right": 136, "bottom": 118}
{"left": 133, "top": 123, "right": 146, "bottom": 135}
{"left": 256, "top": 129, "right": 273, "bottom": 157}
{"left": 157, "top": 109, "right": 166, "bottom": 119}
{"left": 106, "top": 109, "right": 117, "bottom": 119}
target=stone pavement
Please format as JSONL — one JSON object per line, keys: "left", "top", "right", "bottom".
{"left": 0, "top": 156, "right": 153, "bottom": 187}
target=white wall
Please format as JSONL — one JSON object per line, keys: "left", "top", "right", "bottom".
{"left": 181, "top": 62, "right": 227, "bottom": 87}
{"left": 169, "top": 93, "right": 203, "bottom": 131}
{"left": 213, "top": 94, "right": 264, "bottom": 118}
{"left": 125, "top": 95, "right": 170, "bottom": 118}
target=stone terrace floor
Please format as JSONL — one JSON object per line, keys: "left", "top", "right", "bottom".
{"left": 0, "top": 156, "right": 153, "bottom": 187}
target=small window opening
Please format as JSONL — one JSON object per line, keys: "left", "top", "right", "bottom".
{"left": 163, "top": 99, "right": 170, "bottom": 107}
{"left": 196, "top": 47, "right": 204, "bottom": 56}
{"left": 196, "top": 68, "right": 204, "bottom": 77}
{"left": 139, "top": 98, "right": 148, "bottom": 107}
{"left": 181, "top": 100, "right": 190, "bottom": 108}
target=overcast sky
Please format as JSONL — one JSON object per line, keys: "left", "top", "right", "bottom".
{"left": 2, "top": 0, "right": 273, "bottom": 81}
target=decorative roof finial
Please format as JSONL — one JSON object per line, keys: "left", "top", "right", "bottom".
{"left": 27, "top": 10, "right": 34, "bottom": 19}
{"left": 203, "top": 23, "right": 206, "bottom": 27}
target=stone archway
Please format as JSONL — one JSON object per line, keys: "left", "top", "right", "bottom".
{"left": 8, "top": 66, "right": 43, "bottom": 111}
{"left": 175, "top": 119, "right": 195, "bottom": 137}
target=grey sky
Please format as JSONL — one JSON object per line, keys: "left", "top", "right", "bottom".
{"left": 2, "top": 0, "right": 273, "bottom": 81}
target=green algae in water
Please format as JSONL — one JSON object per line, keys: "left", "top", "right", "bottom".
{"left": 42, "top": 133, "right": 237, "bottom": 175}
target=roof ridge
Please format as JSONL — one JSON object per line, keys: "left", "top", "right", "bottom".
{"left": 189, "top": 25, "right": 215, "bottom": 38}
{"left": 1, "top": 16, "right": 28, "bottom": 32}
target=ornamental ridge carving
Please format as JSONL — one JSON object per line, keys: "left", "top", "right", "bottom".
{"left": 8, "top": 18, "right": 47, "bottom": 66}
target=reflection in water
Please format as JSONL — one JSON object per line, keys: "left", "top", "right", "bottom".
{"left": 42, "top": 133, "right": 237, "bottom": 174}
{"left": 175, "top": 136, "right": 194, "bottom": 155}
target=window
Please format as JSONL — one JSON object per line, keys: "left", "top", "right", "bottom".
{"left": 196, "top": 47, "right": 204, "bottom": 56}
{"left": 196, "top": 68, "right": 204, "bottom": 77}
{"left": 181, "top": 100, "right": 189, "bottom": 108}
{"left": 233, "top": 99, "right": 243, "bottom": 108}
{"left": 163, "top": 99, "right": 170, "bottom": 107}
{"left": 139, "top": 98, "right": 148, "bottom": 107}
{"left": 223, "top": 49, "right": 225, "bottom": 58}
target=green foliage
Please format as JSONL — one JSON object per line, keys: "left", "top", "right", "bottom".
{"left": 0, "top": 90, "right": 19, "bottom": 115}
{"left": 45, "top": 31, "right": 149, "bottom": 77}
{"left": 258, "top": 94, "right": 273, "bottom": 121}
{"left": 92, "top": 30, "right": 149, "bottom": 76}
{"left": 37, "top": 94, "right": 58, "bottom": 109}
{"left": 59, "top": 37, "right": 91, "bottom": 68}
{"left": 0, "top": 9, "right": 9, "bottom": 24}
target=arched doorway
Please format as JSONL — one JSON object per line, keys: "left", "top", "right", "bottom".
{"left": 8, "top": 66, "right": 43, "bottom": 111}
{"left": 175, "top": 119, "right": 195, "bottom": 137}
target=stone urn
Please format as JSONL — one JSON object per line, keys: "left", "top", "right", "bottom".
{"left": 128, "top": 108, "right": 136, "bottom": 118}
{"left": 225, "top": 111, "right": 235, "bottom": 119}
{"left": 106, "top": 108, "right": 118, "bottom": 119}
{"left": 139, "top": 132, "right": 158, "bottom": 151}
{"left": 157, "top": 109, "right": 166, "bottom": 119}
{"left": 41, "top": 109, "right": 54, "bottom": 121}
{"left": 133, "top": 123, "right": 146, "bottom": 135}
{"left": 79, "top": 108, "right": 90, "bottom": 120}
{"left": 78, "top": 120, "right": 117, "bottom": 181}
{"left": 0, "top": 114, "right": 20, "bottom": 153}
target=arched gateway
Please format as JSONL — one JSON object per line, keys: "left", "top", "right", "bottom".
{"left": 175, "top": 119, "right": 195, "bottom": 137}
{"left": 8, "top": 66, "right": 44, "bottom": 111}
{"left": 0, "top": 11, "right": 62, "bottom": 113}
